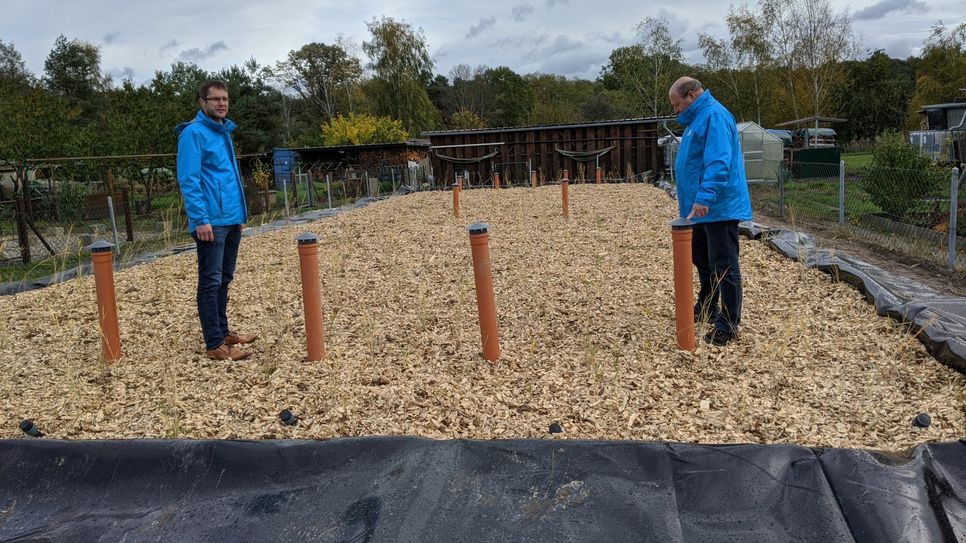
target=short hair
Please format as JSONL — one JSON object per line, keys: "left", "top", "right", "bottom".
{"left": 198, "top": 80, "right": 229, "bottom": 100}
{"left": 674, "top": 78, "right": 703, "bottom": 98}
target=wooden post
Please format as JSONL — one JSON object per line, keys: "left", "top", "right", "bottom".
{"left": 531, "top": 170, "right": 537, "bottom": 188}
{"left": 452, "top": 182, "right": 461, "bottom": 218}
{"left": 15, "top": 196, "right": 30, "bottom": 264}
{"left": 493, "top": 171, "right": 501, "bottom": 189}
{"left": 122, "top": 188, "right": 134, "bottom": 242}
{"left": 561, "top": 170, "right": 570, "bottom": 220}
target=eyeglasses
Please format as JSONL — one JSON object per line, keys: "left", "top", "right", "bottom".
{"left": 204, "top": 96, "right": 229, "bottom": 103}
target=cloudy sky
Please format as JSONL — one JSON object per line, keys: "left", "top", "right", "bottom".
{"left": 1, "top": 0, "right": 961, "bottom": 85}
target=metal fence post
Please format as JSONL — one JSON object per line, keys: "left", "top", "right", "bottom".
{"left": 106, "top": 196, "right": 121, "bottom": 270}
{"left": 839, "top": 160, "right": 845, "bottom": 225}
{"left": 326, "top": 174, "right": 332, "bottom": 209}
{"left": 950, "top": 167, "right": 961, "bottom": 270}
{"left": 778, "top": 168, "right": 785, "bottom": 218}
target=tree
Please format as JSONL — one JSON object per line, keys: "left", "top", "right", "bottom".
{"left": 448, "top": 109, "right": 486, "bottom": 129}
{"left": 834, "top": 51, "right": 914, "bottom": 142}
{"left": 0, "top": 85, "right": 73, "bottom": 220}
{"left": 216, "top": 58, "right": 283, "bottom": 154}
{"left": 482, "top": 66, "right": 534, "bottom": 127}
{"left": 42, "top": 35, "right": 109, "bottom": 117}
{"left": 320, "top": 113, "right": 408, "bottom": 146}
{"left": 759, "top": 0, "right": 859, "bottom": 120}
{"left": 699, "top": 4, "right": 773, "bottom": 124}
{"left": 270, "top": 42, "right": 362, "bottom": 124}
{"left": 0, "top": 39, "right": 34, "bottom": 87}
{"left": 363, "top": 16, "right": 440, "bottom": 133}
{"left": 600, "top": 17, "right": 685, "bottom": 117}
{"left": 908, "top": 22, "right": 966, "bottom": 127}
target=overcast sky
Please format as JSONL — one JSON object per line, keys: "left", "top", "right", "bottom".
{"left": 2, "top": 0, "right": 962, "bottom": 86}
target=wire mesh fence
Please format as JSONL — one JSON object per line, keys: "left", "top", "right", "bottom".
{"left": 0, "top": 154, "right": 434, "bottom": 282}
{"left": 748, "top": 162, "right": 964, "bottom": 271}
{"left": 3, "top": 152, "right": 962, "bottom": 285}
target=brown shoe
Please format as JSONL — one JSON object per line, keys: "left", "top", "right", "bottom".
{"left": 206, "top": 344, "right": 253, "bottom": 361}
{"left": 225, "top": 331, "right": 258, "bottom": 345}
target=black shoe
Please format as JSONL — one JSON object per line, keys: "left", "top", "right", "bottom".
{"left": 704, "top": 328, "right": 736, "bottom": 346}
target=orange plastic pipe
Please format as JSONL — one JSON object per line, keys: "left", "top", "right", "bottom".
{"left": 562, "top": 169, "right": 569, "bottom": 182}
{"left": 671, "top": 219, "right": 696, "bottom": 351}
{"left": 457, "top": 175, "right": 463, "bottom": 190}
{"left": 297, "top": 233, "right": 326, "bottom": 361}
{"left": 452, "top": 182, "right": 461, "bottom": 218}
{"left": 561, "top": 179, "right": 570, "bottom": 220}
{"left": 595, "top": 167, "right": 602, "bottom": 184}
{"left": 531, "top": 170, "right": 537, "bottom": 188}
{"left": 493, "top": 172, "right": 501, "bottom": 189}
{"left": 468, "top": 224, "right": 501, "bottom": 361}
{"left": 89, "top": 241, "right": 121, "bottom": 363}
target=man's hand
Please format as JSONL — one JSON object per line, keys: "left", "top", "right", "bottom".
{"left": 195, "top": 223, "right": 213, "bottom": 241}
{"left": 686, "top": 203, "right": 709, "bottom": 220}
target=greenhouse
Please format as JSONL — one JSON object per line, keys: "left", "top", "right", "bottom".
{"left": 738, "top": 121, "right": 785, "bottom": 183}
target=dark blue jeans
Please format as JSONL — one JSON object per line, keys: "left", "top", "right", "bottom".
{"left": 193, "top": 225, "right": 241, "bottom": 350}
{"left": 692, "top": 220, "right": 742, "bottom": 335}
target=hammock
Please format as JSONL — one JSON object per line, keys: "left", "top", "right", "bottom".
{"left": 554, "top": 146, "right": 615, "bottom": 162}
{"left": 434, "top": 149, "right": 500, "bottom": 164}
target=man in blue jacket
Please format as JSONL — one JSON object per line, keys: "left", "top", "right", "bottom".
{"left": 177, "top": 80, "right": 257, "bottom": 360}
{"left": 669, "top": 77, "right": 752, "bottom": 346}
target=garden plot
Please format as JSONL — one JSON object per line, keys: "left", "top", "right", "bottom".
{"left": 0, "top": 184, "right": 963, "bottom": 450}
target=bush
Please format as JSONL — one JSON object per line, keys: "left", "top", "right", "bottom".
{"left": 321, "top": 113, "right": 409, "bottom": 146}
{"left": 860, "top": 131, "right": 947, "bottom": 221}
{"left": 54, "top": 179, "right": 90, "bottom": 222}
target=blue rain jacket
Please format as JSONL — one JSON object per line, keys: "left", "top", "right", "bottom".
{"left": 176, "top": 111, "right": 249, "bottom": 234}
{"left": 674, "top": 90, "right": 752, "bottom": 223}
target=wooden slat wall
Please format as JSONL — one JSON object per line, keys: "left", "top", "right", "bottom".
{"left": 426, "top": 119, "right": 664, "bottom": 188}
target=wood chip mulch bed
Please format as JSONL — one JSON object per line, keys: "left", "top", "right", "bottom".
{"left": 1, "top": 184, "right": 963, "bottom": 451}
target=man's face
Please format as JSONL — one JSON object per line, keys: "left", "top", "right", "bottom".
{"left": 200, "top": 87, "right": 229, "bottom": 121}
{"left": 669, "top": 88, "right": 697, "bottom": 115}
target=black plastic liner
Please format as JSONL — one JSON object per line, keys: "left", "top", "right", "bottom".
{"left": 741, "top": 223, "right": 966, "bottom": 373}
{"left": 0, "top": 437, "right": 963, "bottom": 542}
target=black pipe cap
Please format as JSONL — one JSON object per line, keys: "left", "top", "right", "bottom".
{"left": 296, "top": 233, "right": 318, "bottom": 245}
{"left": 912, "top": 413, "right": 931, "bottom": 428}
{"left": 670, "top": 218, "right": 695, "bottom": 230}
{"left": 87, "top": 240, "right": 114, "bottom": 253}
{"left": 19, "top": 419, "right": 42, "bottom": 437}
{"left": 549, "top": 422, "right": 563, "bottom": 434}
{"left": 468, "top": 223, "right": 489, "bottom": 235}
{"left": 279, "top": 409, "right": 298, "bottom": 426}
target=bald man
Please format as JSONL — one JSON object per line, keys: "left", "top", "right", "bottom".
{"left": 669, "top": 77, "right": 752, "bottom": 346}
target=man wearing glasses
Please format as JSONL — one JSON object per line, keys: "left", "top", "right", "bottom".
{"left": 176, "top": 80, "right": 257, "bottom": 360}
{"left": 668, "top": 77, "right": 752, "bottom": 346}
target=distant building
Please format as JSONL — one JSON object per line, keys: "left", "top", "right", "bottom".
{"left": 423, "top": 117, "right": 672, "bottom": 187}
{"left": 910, "top": 101, "right": 966, "bottom": 163}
